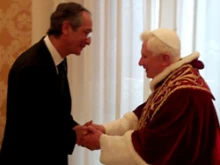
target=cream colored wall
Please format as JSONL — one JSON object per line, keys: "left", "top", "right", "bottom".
{"left": 0, "top": 0, "right": 32, "bottom": 148}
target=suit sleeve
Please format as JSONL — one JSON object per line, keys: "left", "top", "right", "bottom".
{"left": 8, "top": 66, "right": 74, "bottom": 155}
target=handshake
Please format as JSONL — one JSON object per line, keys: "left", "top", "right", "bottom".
{"left": 73, "top": 121, "right": 105, "bottom": 150}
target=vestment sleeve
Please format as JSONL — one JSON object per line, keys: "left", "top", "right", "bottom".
{"left": 132, "top": 89, "right": 219, "bottom": 164}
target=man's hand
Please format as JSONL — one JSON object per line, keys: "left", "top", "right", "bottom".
{"left": 90, "top": 123, "right": 105, "bottom": 133}
{"left": 84, "top": 120, "right": 93, "bottom": 126}
{"left": 82, "top": 121, "right": 105, "bottom": 134}
{"left": 83, "top": 126, "right": 102, "bottom": 150}
{"left": 73, "top": 125, "right": 88, "bottom": 145}
{"left": 74, "top": 121, "right": 105, "bottom": 149}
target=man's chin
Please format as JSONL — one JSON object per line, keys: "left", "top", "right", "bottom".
{"left": 73, "top": 51, "right": 81, "bottom": 56}
{"left": 72, "top": 48, "right": 85, "bottom": 55}
{"left": 146, "top": 73, "right": 152, "bottom": 79}
{"left": 76, "top": 48, "right": 84, "bottom": 55}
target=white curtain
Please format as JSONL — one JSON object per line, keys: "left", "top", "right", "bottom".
{"left": 69, "top": 0, "right": 147, "bottom": 164}
{"left": 32, "top": 0, "right": 220, "bottom": 165}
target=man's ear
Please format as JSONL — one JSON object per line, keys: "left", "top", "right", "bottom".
{"left": 161, "top": 53, "right": 171, "bottom": 66}
{"left": 61, "top": 21, "right": 70, "bottom": 35}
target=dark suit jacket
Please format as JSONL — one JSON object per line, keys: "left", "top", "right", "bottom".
{"left": 0, "top": 37, "right": 78, "bottom": 165}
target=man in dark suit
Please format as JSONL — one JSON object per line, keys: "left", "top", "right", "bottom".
{"left": 0, "top": 2, "right": 92, "bottom": 165}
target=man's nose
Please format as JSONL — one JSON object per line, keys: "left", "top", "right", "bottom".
{"left": 138, "top": 59, "right": 143, "bottom": 66}
{"left": 85, "top": 37, "right": 91, "bottom": 45}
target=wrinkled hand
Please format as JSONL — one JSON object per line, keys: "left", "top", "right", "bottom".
{"left": 83, "top": 126, "right": 102, "bottom": 150}
{"left": 84, "top": 120, "right": 93, "bottom": 126}
{"left": 73, "top": 120, "right": 93, "bottom": 145}
{"left": 89, "top": 123, "right": 105, "bottom": 133}
{"left": 82, "top": 120, "right": 105, "bottom": 133}
{"left": 74, "top": 121, "right": 105, "bottom": 149}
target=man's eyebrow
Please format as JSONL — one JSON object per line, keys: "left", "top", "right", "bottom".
{"left": 85, "top": 29, "right": 92, "bottom": 32}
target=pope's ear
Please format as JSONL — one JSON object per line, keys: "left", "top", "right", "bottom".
{"left": 161, "top": 53, "right": 172, "bottom": 66}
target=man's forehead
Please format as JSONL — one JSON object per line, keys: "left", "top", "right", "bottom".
{"left": 81, "top": 11, "right": 92, "bottom": 22}
{"left": 142, "top": 41, "right": 148, "bottom": 50}
{"left": 79, "top": 26, "right": 92, "bottom": 33}
{"left": 142, "top": 41, "right": 153, "bottom": 54}
{"left": 80, "top": 14, "right": 92, "bottom": 31}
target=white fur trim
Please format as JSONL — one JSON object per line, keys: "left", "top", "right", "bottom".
{"left": 104, "top": 112, "right": 138, "bottom": 136}
{"left": 100, "top": 130, "right": 149, "bottom": 165}
{"left": 150, "top": 51, "right": 200, "bottom": 91}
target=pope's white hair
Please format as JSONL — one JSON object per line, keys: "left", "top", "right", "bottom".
{"left": 140, "top": 29, "right": 181, "bottom": 62}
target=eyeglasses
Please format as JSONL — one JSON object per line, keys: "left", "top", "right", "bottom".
{"left": 86, "top": 32, "right": 92, "bottom": 38}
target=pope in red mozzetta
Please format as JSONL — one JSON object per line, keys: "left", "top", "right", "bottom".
{"left": 80, "top": 28, "right": 220, "bottom": 165}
